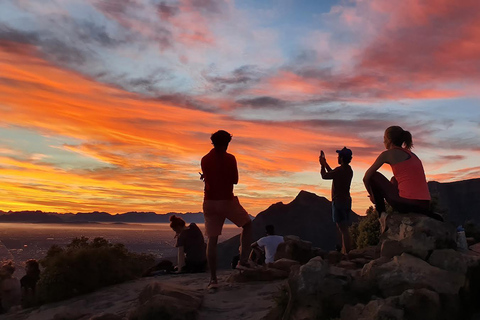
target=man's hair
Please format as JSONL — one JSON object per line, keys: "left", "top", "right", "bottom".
{"left": 265, "top": 225, "right": 275, "bottom": 235}
{"left": 210, "top": 130, "right": 232, "bottom": 147}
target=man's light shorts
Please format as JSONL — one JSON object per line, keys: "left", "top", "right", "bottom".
{"left": 203, "top": 196, "right": 250, "bottom": 237}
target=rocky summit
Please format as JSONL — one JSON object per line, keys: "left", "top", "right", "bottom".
{"left": 256, "top": 212, "right": 480, "bottom": 320}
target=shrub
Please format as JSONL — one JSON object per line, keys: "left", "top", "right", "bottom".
{"left": 37, "top": 236, "right": 155, "bottom": 304}
{"left": 350, "top": 206, "right": 381, "bottom": 249}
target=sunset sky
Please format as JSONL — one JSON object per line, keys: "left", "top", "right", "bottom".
{"left": 0, "top": 0, "right": 479, "bottom": 215}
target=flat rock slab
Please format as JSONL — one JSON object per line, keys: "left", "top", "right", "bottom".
{"left": 4, "top": 271, "right": 285, "bottom": 320}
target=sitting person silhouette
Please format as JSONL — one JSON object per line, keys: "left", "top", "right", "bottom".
{"left": 250, "top": 225, "right": 284, "bottom": 266}
{"left": 0, "top": 261, "right": 21, "bottom": 313}
{"left": 170, "top": 215, "right": 207, "bottom": 273}
{"left": 363, "top": 126, "right": 441, "bottom": 233}
{"left": 20, "top": 259, "right": 40, "bottom": 308}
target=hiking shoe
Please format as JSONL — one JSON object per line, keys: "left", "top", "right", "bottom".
{"left": 207, "top": 280, "right": 219, "bottom": 290}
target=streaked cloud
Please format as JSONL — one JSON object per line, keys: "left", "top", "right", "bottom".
{"left": 0, "top": 0, "right": 479, "bottom": 215}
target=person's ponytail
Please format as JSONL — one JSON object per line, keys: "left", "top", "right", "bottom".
{"left": 403, "top": 130, "right": 413, "bottom": 149}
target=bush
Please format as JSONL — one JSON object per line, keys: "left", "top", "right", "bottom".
{"left": 350, "top": 206, "right": 381, "bottom": 249}
{"left": 37, "top": 236, "right": 155, "bottom": 304}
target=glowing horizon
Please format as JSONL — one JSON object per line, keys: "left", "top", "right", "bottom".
{"left": 0, "top": 0, "right": 479, "bottom": 216}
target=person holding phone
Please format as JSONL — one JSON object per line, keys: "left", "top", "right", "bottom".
{"left": 319, "top": 147, "right": 353, "bottom": 254}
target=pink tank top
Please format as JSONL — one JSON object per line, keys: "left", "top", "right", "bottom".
{"left": 391, "top": 148, "right": 431, "bottom": 200}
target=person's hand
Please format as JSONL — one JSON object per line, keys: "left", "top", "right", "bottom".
{"left": 319, "top": 156, "right": 326, "bottom": 166}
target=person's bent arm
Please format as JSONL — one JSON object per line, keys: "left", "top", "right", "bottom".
{"left": 251, "top": 241, "right": 258, "bottom": 248}
{"left": 232, "top": 156, "right": 239, "bottom": 185}
{"left": 177, "top": 246, "right": 185, "bottom": 271}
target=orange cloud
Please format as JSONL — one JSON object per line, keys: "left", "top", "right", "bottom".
{"left": 0, "top": 37, "right": 477, "bottom": 217}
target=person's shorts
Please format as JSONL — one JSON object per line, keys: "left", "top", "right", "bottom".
{"left": 203, "top": 196, "right": 251, "bottom": 237}
{"left": 332, "top": 199, "right": 351, "bottom": 224}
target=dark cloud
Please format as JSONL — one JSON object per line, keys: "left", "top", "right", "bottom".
{"left": 440, "top": 155, "right": 465, "bottom": 161}
{"left": 76, "top": 22, "right": 125, "bottom": 48}
{"left": 157, "top": 2, "right": 180, "bottom": 19}
{"left": 204, "top": 65, "right": 264, "bottom": 93}
{"left": 236, "top": 96, "right": 287, "bottom": 109}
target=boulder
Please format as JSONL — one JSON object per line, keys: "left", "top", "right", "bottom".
{"left": 288, "top": 256, "right": 328, "bottom": 297}
{"left": 269, "top": 258, "right": 300, "bottom": 273}
{"left": 380, "top": 213, "right": 456, "bottom": 260}
{"left": 227, "top": 267, "right": 289, "bottom": 282}
{"left": 128, "top": 282, "right": 203, "bottom": 320}
{"left": 399, "top": 289, "right": 441, "bottom": 320}
{"left": 361, "top": 256, "right": 392, "bottom": 278}
{"left": 336, "top": 260, "right": 358, "bottom": 270}
{"left": 326, "top": 250, "right": 344, "bottom": 264}
{"left": 428, "top": 249, "right": 480, "bottom": 274}
{"left": 370, "top": 253, "right": 465, "bottom": 297}
{"left": 348, "top": 246, "right": 379, "bottom": 260}
{"left": 274, "top": 236, "right": 314, "bottom": 264}
{"left": 381, "top": 239, "right": 405, "bottom": 259}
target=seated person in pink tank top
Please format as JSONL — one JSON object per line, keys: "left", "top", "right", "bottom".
{"left": 363, "top": 126, "right": 442, "bottom": 232}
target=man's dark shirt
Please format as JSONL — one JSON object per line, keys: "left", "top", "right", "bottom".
{"left": 321, "top": 165, "right": 353, "bottom": 202}
{"left": 201, "top": 148, "right": 238, "bottom": 200}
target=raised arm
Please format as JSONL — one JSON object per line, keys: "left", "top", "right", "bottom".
{"left": 319, "top": 155, "right": 334, "bottom": 179}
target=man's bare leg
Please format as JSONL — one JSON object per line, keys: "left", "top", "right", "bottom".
{"left": 338, "top": 222, "right": 351, "bottom": 254}
{"left": 207, "top": 236, "right": 218, "bottom": 283}
{"left": 240, "top": 221, "right": 252, "bottom": 264}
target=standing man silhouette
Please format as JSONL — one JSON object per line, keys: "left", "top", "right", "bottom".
{"left": 201, "top": 130, "right": 252, "bottom": 289}
{"left": 319, "top": 147, "right": 353, "bottom": 254}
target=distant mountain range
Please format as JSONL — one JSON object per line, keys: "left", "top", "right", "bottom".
{"left": 0, "top": 210, "right": 216, "bottom": 224}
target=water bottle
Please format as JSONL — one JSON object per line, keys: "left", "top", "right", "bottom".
{"left": 457, "top": 226, "right": 468, "bottom": 251}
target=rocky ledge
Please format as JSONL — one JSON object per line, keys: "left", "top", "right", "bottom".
{"left": 255, "top": 212, "right": 480, "bottom": 320}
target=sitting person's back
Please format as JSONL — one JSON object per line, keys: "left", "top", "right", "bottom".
{"left": 177, "top": 222, "right": 207, "bottom": 272}
{"left": 251, "top": 225, "right": 284, "bottom": 264}
{"left": 170, "top": 216, "right": 207, "bottom": 273}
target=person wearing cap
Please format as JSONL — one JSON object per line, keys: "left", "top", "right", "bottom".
{"left": 319, "top": 147, "right": 353, "bottom": 254}
{"left": 363, "top": 126, "right": 440, "bottom": 234}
